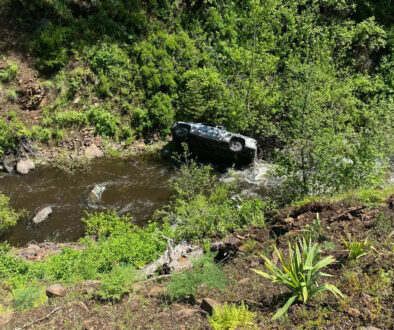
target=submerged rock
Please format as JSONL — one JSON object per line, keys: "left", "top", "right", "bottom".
{"left": 16, "top": 159, "right": 35, "bottom": 174}
{"left": 88, "top": 184, "right": 106, "bottom": 204}
{"left": 32, "top": 206, "right": 53, "bottom": 225}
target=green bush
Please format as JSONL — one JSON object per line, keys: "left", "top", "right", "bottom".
{"left": 11, "top": 285, "right": 47, "bottom": 311}
{"left": 341, "top": 234, "right": 369, "bottom": 260}
{"left": 82, "top": 211, "right": 133, "bottom": 238}
{"left": 0, "top": 117, "right": 25, "bottom": 156}
{"left": 0, "top": 194, "right": 24, "bottom": 234}
{"left": 133, "top": 107, "right": 152, "bottom": 136}
{"left": 52, "top": 111, "right": 88, "bottom": 128}
{"left": 88, "top": 106, "right": 120, "bottom": 137}
{"left": 30, "top": 22, "right": 70, "bottom": 72}
{"left": 167, "top": 254, "right": 227, "bottom": 302}
{"left": 165, "top": 160, "right": 265, "bottom": 240}
{"left": 30, "top": 126, "right": 52, "bottom": 143}
{"left": 97, "top": 264, "right": 141, "bottom": 301}
{"left": 208, "top": 302, "right": 257, "bottom": 330}
{"left": 0, "top": 60, "right": 19, "bottom": 82}
{"left": 147, "top": 92, "right": 174, "bottom": 136}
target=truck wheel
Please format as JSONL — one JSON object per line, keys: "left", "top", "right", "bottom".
{"left": 229, "top": 139, "right": 243, "bottom": 152}
{"left": 174, "top": 127, "right": 189, "bottom": 138}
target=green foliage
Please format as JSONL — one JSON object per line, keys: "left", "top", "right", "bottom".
{"left": 82, "top": 211, "right": 133, "bottom": 238}
{"left": 252, "top": 239, "right": 343, "bottom": 320}
{"left": 88, "top": 106, "right": 120, "bottom": 137}
{"left": 167, "top": 254, "right": 227, "bottom": 302}
{"left": 165, "top": 160, "right": 265, "bottom": 240}
{"left": 147, "top": 92, "right": 174, "bottom": 136}
{"left": 30, "top": 22, "right": 70, "bottom": 72}
{"left": 97, "top": 264, "right": 140, "bottom": 301}
{"left": 208, "top": 302, "right": 257, "bottom": 330}
{"left": 0, "top": 194, "right": 24, "bottom": 234}
{"left": 11, "top": 285, "right": 47, "bottom": 311}
{"left": 341, "top": 233, "right": 369, "bottom": 260}
{"left": 301, "top": 213, "right": 325, "bottom": 242}
{"left": 6, "top": 89, "right": 18, "bottom": 102}
{"left": 0, "top": 60, "right": 19, "bottom": 83}
{"left": 0, "top": 117, "right": 25, "bottom": 156}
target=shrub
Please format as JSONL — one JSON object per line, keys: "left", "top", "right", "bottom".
{"left": 208, "top": 302, "right": 257, "bottom": 330}
{"left": 30, "top": 22, "right": 70, "bottom": 72}
{"left": 167, "top": 254, "right": 227, "bottom": 302}
{"left": 0, "top": 117, "right": 25, "bottom": 156}
{"left": 52, "top": 111, "right": 88, "bottom": 128}
{"left": 6, "top": 89, "right": 17, "bottom": 102}
{"left": 341, "top": 233, "right": 369, "bottom": 260}
{"left": 133, "top": 107, "right": 152, "bottom": 136}
{"left": 147, "top": 92, "right": 174, "bottom": 136}
{"left": 30, "top": 126, "right": 52, "bottom": 143}
{"left": 82, "top": 211, "right": 133, "bottom": 238}
{"left": 0, "top": 60, "right": 19, "bottom": 83}
{"left": 252, "top": 239, "right": 343, "bottom": 320}
{"left": 88, "top": 106, "right": 120, "bottom": 137}
{"left": 97, "top": 264, "right": 141, "bottom": 301}
{"left": 11, "top": 285, "right": 47, "bottom": 311}
{"left": 0, "top": 194, "right": 24, "bottom": 234}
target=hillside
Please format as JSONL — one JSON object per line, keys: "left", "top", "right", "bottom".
{"left": 0, "top": 1, "right": 393, "bottom": 329}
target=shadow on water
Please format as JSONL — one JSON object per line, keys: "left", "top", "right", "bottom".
{"left": 0, "top": 158, "right": 175, "bottom": 246}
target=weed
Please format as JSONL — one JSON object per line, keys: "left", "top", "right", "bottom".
{"left": 341, "top": 233, "right": 369, "bottom": 260}
{"left": 208, "top": 302, "right": 257, "bottom": 330}
{"left": 252, "top": 238, "right": 342, "bottom": 320}
{"left": 97, "top": 264, "right": 141, "bottom": 301}
{"left": 167, "top": 254, "right": 227, "bottom": 302}
{"left": 11, "top": 285, "right": 47, "bottom": 311}
{"left": 301, "top": 213, "right": 325, "bottom": 242}
{"left": 6, "top": 89, "right": 17, "bottom": 102}
{"left": 0, "top": 60, "right": 19, "bottom": 83}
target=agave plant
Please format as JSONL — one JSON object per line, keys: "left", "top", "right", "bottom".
{"left": 252, "top": 238, "right": 343, "bottom": 320}
{"left": 341, "top": 233, "right": 369, "bottom": 260}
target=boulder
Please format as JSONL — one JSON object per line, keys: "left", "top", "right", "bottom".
{"left": 84, "top": 144, "right": 104, "bottom": 159}
{"left": 16, "top": 159, "right": 35, "bottom": 174}
{"left": 200, "top": 298, "right": 219, "bottom": 315}
{"left": 174, "top": 308, "right": 199, "bottom": 319}
{"left": 46, "top": 284, "right": 66, "bottom": 297}
{"left": 32, "top": 206, "right": 53, "bottom": 225}
{"left": 2, "top": 155, "right": 16, "bottom": 173}
{"left": 88, "top": 184, "right": 106, "bottom": 204}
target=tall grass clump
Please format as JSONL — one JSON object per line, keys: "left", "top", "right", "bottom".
{"left": 11, "top": 285, "right": 47, "bottom": 311}
{"left": 252, "top": 238, "right": 343, "bottom": 320}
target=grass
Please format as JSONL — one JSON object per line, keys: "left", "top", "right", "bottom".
{"left": 11, "top": 285, "right": 47, "bottom": 311}
{"left": 341, "top": 233, "right": 369, "bottom": 260}
{"left": 6, "top": 88, "right": 18, "bottom": 102}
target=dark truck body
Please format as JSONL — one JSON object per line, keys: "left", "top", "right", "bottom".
{"left": 171, "top": 122, "right": 257, "bottom": 165}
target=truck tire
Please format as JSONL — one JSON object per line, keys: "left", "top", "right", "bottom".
{"left": 229, "top": 138, "right": 244, "bottom": 152}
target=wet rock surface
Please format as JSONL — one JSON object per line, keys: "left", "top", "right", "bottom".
{"left": 32, "top": 206, "right": 53, "bottom": 225}
{"left": 88, "top": 184, "right": 106, "bottom": 205}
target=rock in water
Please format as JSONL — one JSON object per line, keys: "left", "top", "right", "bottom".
{"left": 16, "top": 159, "right": 35, "bottom": 174}
{"left": 84, "top": 144, "right": 104, "bottom": 159}
{"left": 32, "top": 207, "right": 53, "bottom": 225}
{"left": 89, "top": 184, "right": 106, "bottom": 204}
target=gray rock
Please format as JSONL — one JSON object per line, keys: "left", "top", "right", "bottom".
{"left": 84, "top": 144, "right": 104, "bottom": 159}
{"left": 2, "top": 155, "right": 16, "bottom": 173}
{"left": 32, "top": 206, "right": 53, "bottom": 225}
{"left": 16, "top": 159, "right": 35, "bottom": 174}
{"left": 88, "top": 184, "right": 106, "bottom": 204}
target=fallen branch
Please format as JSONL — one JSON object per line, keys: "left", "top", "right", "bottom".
{"left": 15, "top": 307, "right": 61, "bottom": 330}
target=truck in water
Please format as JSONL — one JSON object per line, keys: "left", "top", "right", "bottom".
{"left": 171, "top": 122, "right": 257, "bottom": 165}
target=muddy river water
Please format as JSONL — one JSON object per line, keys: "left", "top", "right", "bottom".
{"left": 0, "top": 158, "right": 174, "bottom": 246}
